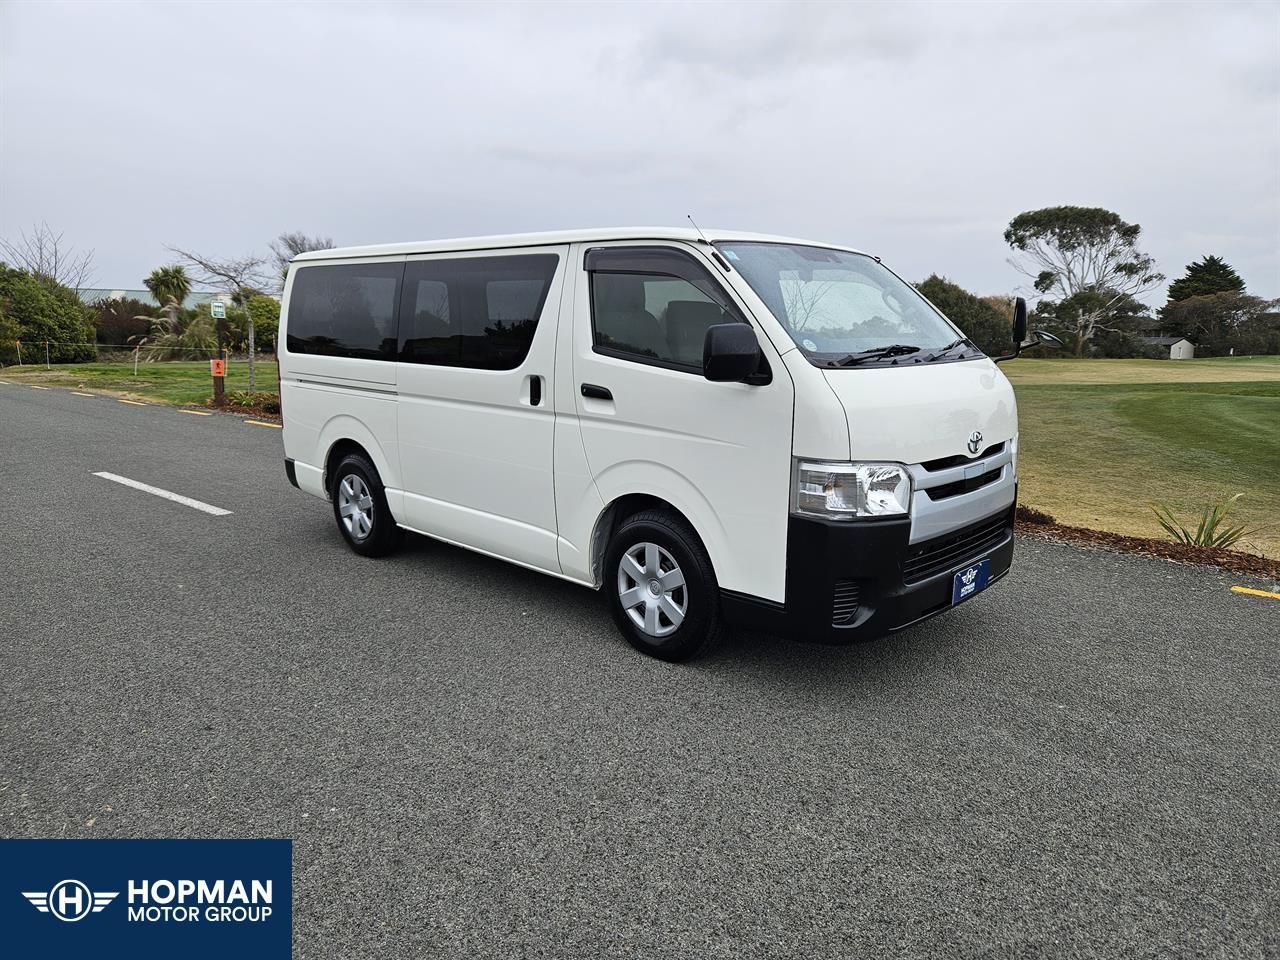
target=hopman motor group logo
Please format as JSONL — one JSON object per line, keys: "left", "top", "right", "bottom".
{"left": 22, "top": 877, "right": 274, "bottom": 924}
{"left": 23, "top": 880, "right": 118, "bottom": 921}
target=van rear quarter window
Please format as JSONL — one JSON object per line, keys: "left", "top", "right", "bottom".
{"left": 399, "top": 254, "right": 558, "bottom": 370}
{"left": 286, "top": 262, "right": 403, "bottom": 359}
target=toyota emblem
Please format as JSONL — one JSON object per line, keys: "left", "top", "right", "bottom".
{"left": 967, "top": 431, "right": 983, "bottom": 455}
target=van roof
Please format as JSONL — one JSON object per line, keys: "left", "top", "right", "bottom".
{"left": 291, "top": 227, "right": 868, "bottom": 262}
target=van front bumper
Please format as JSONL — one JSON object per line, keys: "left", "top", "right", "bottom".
{"left": 720, "top": 502, "right": 1016, "bottom": 644}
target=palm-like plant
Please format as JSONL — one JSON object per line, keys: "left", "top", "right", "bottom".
{"left": 1150, "top": 494, "right": 1259, "bottom": 549}
{"left": 144, "top": 265, "right": 191, "bottom": 326}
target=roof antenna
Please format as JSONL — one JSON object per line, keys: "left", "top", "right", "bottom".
{"left": 689, "top": 213, "right": 733, "bottom": 273}
{"left": 687, "top": 214, "right": 711, "bottom": 245}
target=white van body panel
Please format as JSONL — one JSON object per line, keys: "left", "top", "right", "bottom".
{"left": 394, "top": 245, "right": 568, "bottom": 574}
{"left": 820, "top": 359, "right": 1017, "bottom": 463}
{"left": 565, "top": 241, "right": 795, "bottom": 603}
{"left": 279, "top": 255, "right": 405, "bottom": 507}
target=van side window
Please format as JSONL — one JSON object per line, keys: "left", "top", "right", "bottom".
{"left": 586, "top": 247, "right": 745, "bottom": 371}
{"left": 285, "top": 262, "right": 403, "bottom": 360}
{"left": 399, "top": 254, "right": 559, "bottom": 370}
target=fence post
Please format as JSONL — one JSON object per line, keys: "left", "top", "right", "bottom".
{"left": 134, "top": 345, "right": 140, "bottom": 376}
{"left": 15, "top": 341, "right": 21, "bottom": 366}
{"left": 45, "top": 340, "right": 50, "bottom": 368}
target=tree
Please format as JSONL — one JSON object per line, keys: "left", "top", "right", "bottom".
{"left": 0, "top": 222, "right": 95, "bottom": 290}
{"left": 270, "top": 231, "right": 334, "bottom": 288}
{"left": 1159, "top": 292, "right": 1280, "bottom": 356}
{"left": 0, "top": 263, "right": 96, "bottom": 362}
{"left": 245, "top": 295, "right": 281, "bottom": 353}
{"left": 144, "top": 265, "right": 191, "bottom": 330}
{"left": 1031, "top": 289, "right": 1150, "bottom": 358}
{"left": 168, "top": 246, "right": 271, "bottom": 388}
{"left": 1004, "top": 206, "right": 1163, "bottom": 356}
{"left": 915, "top": 275, "right": 1013, "bottom": 356}
{"left": 1164, "top": 255, "right": 1246, "bottom": 303}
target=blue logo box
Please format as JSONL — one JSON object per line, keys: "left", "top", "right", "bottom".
{"left": 0, "top": 839, "right": 291, "bottom": 960}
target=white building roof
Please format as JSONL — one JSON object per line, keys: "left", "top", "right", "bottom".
{"left": 291, "top": 227, "right": 869, "bottom": 263}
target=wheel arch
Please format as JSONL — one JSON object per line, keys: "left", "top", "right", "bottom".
{"left": 589, "top": 493, "right": 717, "bottom": 589}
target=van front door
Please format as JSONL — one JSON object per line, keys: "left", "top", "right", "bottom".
{"left": 565, "top": 243, "right": 794, "bottom": 603}
{"left": 395, "top": 247, "right": 568, "bottom": 573}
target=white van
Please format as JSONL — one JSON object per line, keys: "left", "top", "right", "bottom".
{"left": 279, "top": 228, "right": 1046, "bottom": 661}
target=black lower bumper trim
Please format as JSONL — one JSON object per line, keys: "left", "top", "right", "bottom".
{"left": 284, "top": 458, "right": 298, "bottom": 489}
{"left": 721, "top": 497, "right": 1017, "bottom": 644}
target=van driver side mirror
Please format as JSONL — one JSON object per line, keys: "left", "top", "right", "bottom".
{"left": 1012, "top": 297, "right": 1028, "bottom": 346}
{"left": 704, "top": 323, "right": 767, "bottom": 384}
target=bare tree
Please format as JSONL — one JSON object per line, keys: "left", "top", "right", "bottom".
{"left": 270, "top": 231, "right": 335, "bottom": 289}
{"left": 0, "top": 222, "right": 95, "bottom": 289}
{"left": 168, "top": 246, "right": 272, "bottom": 389}
{"left": 780, "top": 275, "right": 835, "bottom": 332}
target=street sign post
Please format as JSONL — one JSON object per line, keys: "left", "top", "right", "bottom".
{"left": 211, "top": 356, "right": 226, "bottom": 405}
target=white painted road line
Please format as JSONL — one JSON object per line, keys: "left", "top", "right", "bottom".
{"left": 244, "top": 419, "right": 282, "bottom": 429}
{"left": 29, "top": 385, "right": 50, "bottom": 390}
{"left": 117, "top": 398, "right": 147, "bottom": 406}
{"left": 92, "top": 472, "right": 233, "bottom": 516}
{"left": 179, "top": 409, "right": 213, "bottom": 416}
{"left": 71, "top": 391, "right": 96, "bottom": 397}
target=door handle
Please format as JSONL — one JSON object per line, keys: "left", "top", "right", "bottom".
{"left": 529, "top": 375, "right": 542, "bottom": 407}
{"left": 580, "top": 383, "right": 612, "bottom": 401}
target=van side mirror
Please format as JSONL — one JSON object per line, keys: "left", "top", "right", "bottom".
{"left": 994, "top": 297, "right": 1064, "bottom": 363}
{"left": 1012, "top": 297, "right": 1028, "bottom": 346}
{"left": 703, "top": 323, "right": 763, "bottom": 383}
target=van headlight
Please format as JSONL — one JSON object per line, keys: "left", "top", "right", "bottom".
{"left": 792, "top": 460, "right": 912, "bottom": 519}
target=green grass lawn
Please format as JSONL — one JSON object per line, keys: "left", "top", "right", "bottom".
{"left": 1004, "top": 356, "right": 1280, "bottom": 559}
{"left": 5, "top": 355, "right": 1277, "bottom": 557}
{"left": 0, "top": 359, "right": 278, "bottom": 405}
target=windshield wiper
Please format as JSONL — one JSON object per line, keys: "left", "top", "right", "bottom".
{"left": 828, "top": 344, "right": 921, "bottom": 367}
{"left": 925, "top": 337, "right": 974, "bottom": 361}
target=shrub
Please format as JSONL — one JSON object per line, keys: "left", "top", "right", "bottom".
{"left": 915, "top": 275, "right": 1013, "bottom": 357}
{"left": 225, "top": 390, "right": 280, "bottom": 414}
{"left": 1150, "top": 494, "right": 1257, "bottom": 549}
{"left": 92, "top": 297, "right": 156, "bottom": 345}
{"left": 0, "top": 263, "right": 96, "bottom": 362}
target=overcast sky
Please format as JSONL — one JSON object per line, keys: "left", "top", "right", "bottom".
{"left": 2, "top": 0, "right": 1277, "bottom": 303}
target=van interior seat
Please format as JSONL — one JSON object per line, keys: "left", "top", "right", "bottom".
{"left": 596, "top": 274, "right": 664, "bottom": 357}
{"left": 664, "top": 300, "right": 726, "bottom": 366}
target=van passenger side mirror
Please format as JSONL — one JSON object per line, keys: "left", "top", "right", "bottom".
{"left": 703, "top": 323, "right": 763, "bottom": 383}
{"left": 1012, "top": 297, "right": 1028, "bottom": 346}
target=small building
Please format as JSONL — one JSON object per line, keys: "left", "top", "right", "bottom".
{"left": 1139, "top": 335, "right": 1195, "bottom": 360}
{"left": 76, "top": 288, "right": 232, "bottom": 311}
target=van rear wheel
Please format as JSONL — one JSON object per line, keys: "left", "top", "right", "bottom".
{"left": 605, "top": 509, "right": 722, "bottom": 661}
{"left": 330, "top": 452, "right": 400, "bottom": 557}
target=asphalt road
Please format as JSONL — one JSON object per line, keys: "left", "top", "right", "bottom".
{"left": 2, "top": 382, "right": 1277, "bottom": 959}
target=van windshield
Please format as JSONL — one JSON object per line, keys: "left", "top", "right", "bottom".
{"left": 715, "top": 241, "right": 971, "bottom": 366}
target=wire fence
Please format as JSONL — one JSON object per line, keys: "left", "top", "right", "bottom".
{"left": 1, "top": 340, "right": 277, "bottom": 368}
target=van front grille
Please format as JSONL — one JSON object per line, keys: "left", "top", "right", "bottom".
{"left": 902, "top": 511, "right": 1011, "bottom": 584}
{"left": 832, "top": 580, "right": 861, "bottom": 625}
{"left": 921, "top": 442, "right": 1005, "bottom": 472}
{"left": 925, "top": 466, "right": 1004, "bottom": 501}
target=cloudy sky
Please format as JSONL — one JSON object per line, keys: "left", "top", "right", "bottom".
{"left": 2, "top": 0, "right": 1277, "bottom": 303}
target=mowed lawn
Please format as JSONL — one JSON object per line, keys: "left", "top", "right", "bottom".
{"left": 4, "top": 355, "right": 1278, "bottom": 557}
{"left": 0, "top": 359, "right": 278, "bottom": 405}
{"left": 1005, "top": 356, "right": 1280, "bottom": 559}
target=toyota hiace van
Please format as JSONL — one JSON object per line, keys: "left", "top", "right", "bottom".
{"left": 279, "top": 228, "right": 1044, "bottom": 660}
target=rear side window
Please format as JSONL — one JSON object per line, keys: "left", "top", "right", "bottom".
{"left": 286, "top": 262, "right": 403, "bottom": 360}
{"left": 399, "top": 254, "right": 559, "bottom": 370}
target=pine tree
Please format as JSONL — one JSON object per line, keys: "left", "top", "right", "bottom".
{"left": 1165, "top": 255, "right": 1245, "bottom": 302}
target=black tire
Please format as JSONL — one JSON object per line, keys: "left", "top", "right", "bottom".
{"left": 604, "top": 508, "right": 722, "bottom": 662}
{"left": 329, "top": 452, "right": 400, "bottom": 557}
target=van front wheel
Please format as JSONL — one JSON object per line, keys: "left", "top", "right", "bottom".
{"left": 605, "top": 509, "right": 722, "bottom": 661}
{"left": 330, "top": 452, "right": 400, "bottom": 557}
